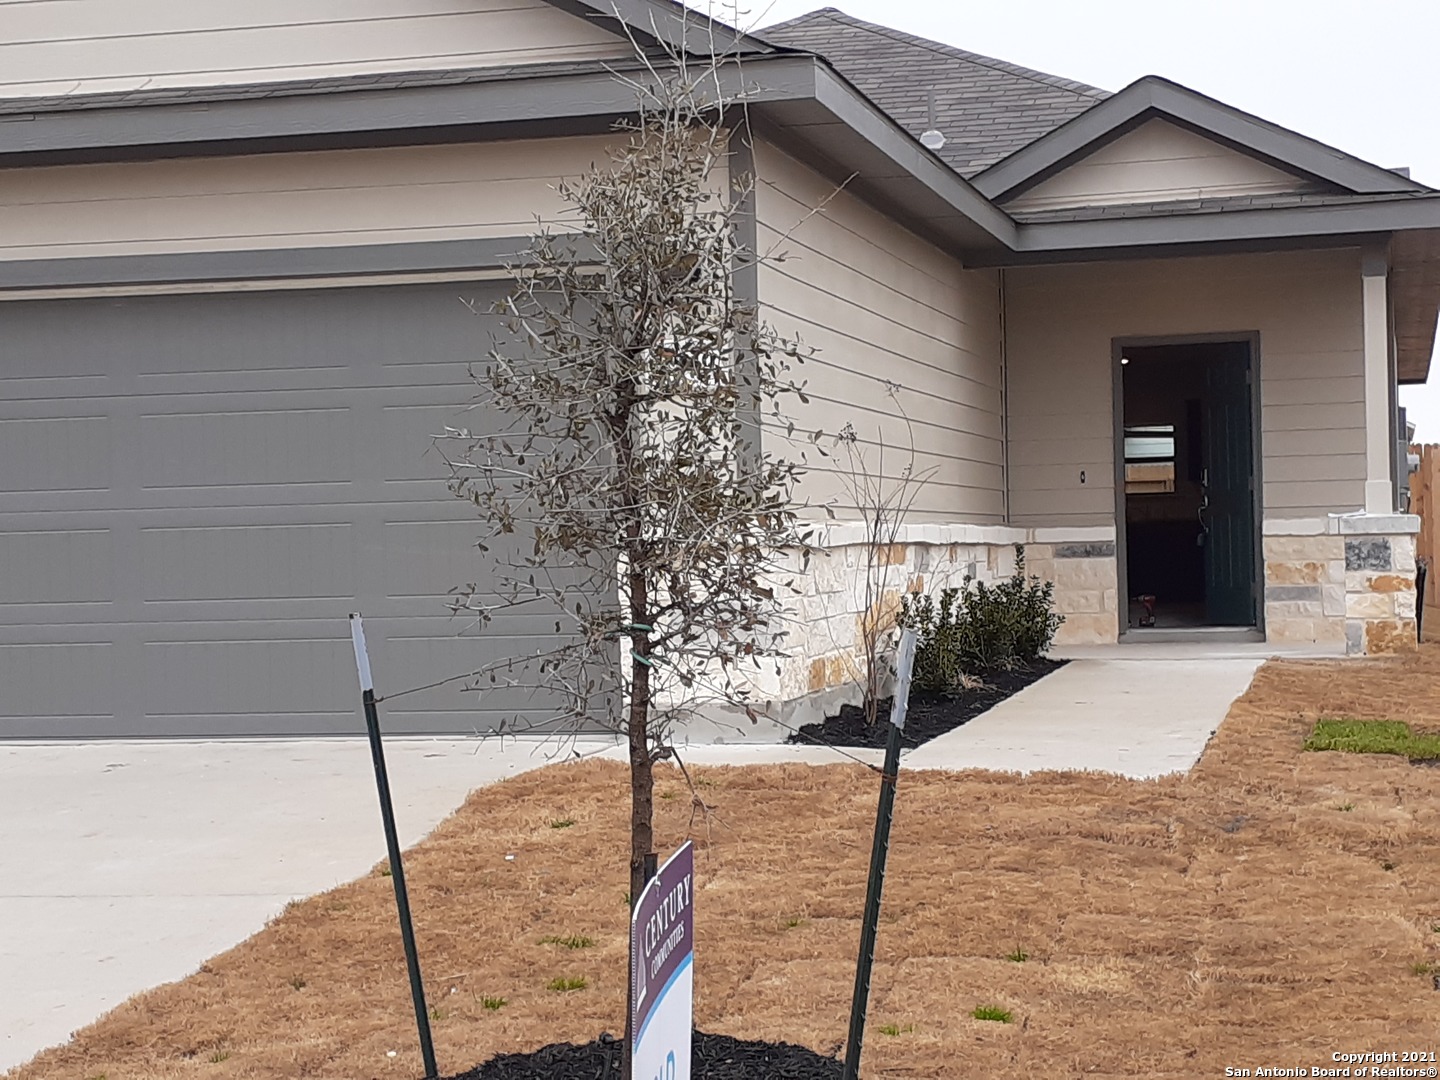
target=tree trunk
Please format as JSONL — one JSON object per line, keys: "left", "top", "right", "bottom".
{"left": 624, "top": 569, "right": 655, "bottom": 1080}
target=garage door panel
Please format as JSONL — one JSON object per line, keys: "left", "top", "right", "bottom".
{"left": 143, "top": 637, "right": 354, "bottom": 715}
{"left": 0, "top": 642, "right": 116, "bottom": 718}
{"left": 141, "top": 523, "right": 355, "bottom": 602}
{"left": 381, "top": 632, "right": 608, "bottom": 734}
{"left": 0, "top": 416, "right": 112, "bottom": 492}
{"left": 139, "top": 407, "right": 354, "bottom": 488}
{"left": 0, "top": 529, "right": 113, "bottom": 604}
{"left": 0, "top": 281, "right": 599, "bottom": 737}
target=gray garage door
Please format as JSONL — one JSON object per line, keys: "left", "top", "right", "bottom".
{"left": 0, "top": 281, "right": 585, "bottom": 738}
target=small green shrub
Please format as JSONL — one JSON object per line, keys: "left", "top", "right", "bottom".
{"left": 547, "top": 976, "right": 588, "bottom": 992}
{"left": 899, "top": 546, "right": 1062, "bottom": 688}
{"left": 480, "top": 995, "right": 507, "bottom": 1011}
{"left": 972, "top": 1005, "right": 1013, "bottom": 1023}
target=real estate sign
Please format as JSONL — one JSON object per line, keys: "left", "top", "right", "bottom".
{"left": 631, "top": 841, "right": 694, "bottom": 1080}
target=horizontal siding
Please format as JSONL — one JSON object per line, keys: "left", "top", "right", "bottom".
{"left": 753, "top": 140, "right": 1005, "bottom": 523}
{"left": 1006, "top": 119, "right": 1317, "bottom": 212}
{"left": 0, "top": 0, "right": 632, "bottom": 97}
{"left": 1005, "top": 248, "right": 1365, "bottom": 527}
{"left": 0, "top": 136, "right": 622, "bottom": 261}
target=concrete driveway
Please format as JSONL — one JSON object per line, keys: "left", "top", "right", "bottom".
{"left": 0, "top": 736, "right": 616, "bottom": 1073}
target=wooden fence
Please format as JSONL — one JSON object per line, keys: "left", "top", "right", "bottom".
{"left": 1409, "top": 444, "right": 1440, "bottom": 639}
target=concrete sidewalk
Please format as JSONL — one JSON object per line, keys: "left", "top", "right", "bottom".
{"left": 903, "top": 655, "right": 1266, "bottom": 777}
{"left": 0, "top": 736, "right": 617, "bottom": 1072}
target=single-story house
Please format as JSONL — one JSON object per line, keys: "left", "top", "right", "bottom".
{"left": 1, "top": 1, "right": 1436, "bottom": 738}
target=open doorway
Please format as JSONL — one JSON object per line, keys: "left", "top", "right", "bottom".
{"left": 1118, "top": 339, "right": 1259, "bottom": 632}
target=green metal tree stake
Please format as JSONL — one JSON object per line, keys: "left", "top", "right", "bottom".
{"left": 350, "top": 613, "right": 439, "bottom": 1080}
{"left": 843, "top": 628, "right": 918, "bottom": 1080}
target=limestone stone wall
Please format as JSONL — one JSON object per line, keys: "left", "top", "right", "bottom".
{"left": 1263, "top": 515, "right": 1419, "bottom": 655}
{"left": 759, "top": 523, "right": 1117, "bottom": 728}
{"left": 1022, "top": 540, "right": 1120, "bottom": 646}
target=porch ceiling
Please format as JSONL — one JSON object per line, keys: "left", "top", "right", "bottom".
{"left": 1393, "top": 228, "right": 1440, "bottom": 384}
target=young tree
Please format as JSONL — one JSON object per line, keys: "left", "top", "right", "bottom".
{"left": 439, "top": 54, "right": 820, "bottom": 918}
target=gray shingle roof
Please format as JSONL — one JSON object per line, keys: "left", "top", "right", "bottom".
{"left": 757, "top": 7, "right": 1108, "bottom": 177}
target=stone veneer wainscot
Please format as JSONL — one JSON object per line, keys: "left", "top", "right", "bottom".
{"left": 1263, "top": 514, "right": 1419, "bottom": 655}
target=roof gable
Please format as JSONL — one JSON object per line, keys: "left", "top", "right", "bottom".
{"left": 1003, "top": 117, "right": 1325, "bottom": 212}
{"left": 975, "top": 75, "right": 1425, "bottom": 202}
{"left": 758, "top": 7, "right": 1107, "bottom": 177}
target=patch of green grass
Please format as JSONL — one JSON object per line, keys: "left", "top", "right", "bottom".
{"left": 659, "top": 790, "right": 677, "bottom": 800}
{"left": 783, "top": 916, "right": 807, "bottom": 930}
{"left": 377, "top": 862, "right": 392, "bottom": 878}
{"left": 429, "top": 1006, "right": 446, "bottom": 1022}
{"left": 549, "top": 818, "right": 575, "bottom": 829}
{"left": 972, "top": 1005, "right": 1013, "bottom": 1023}
{"left": 209, "top": 1050, "right": 230, "bottom": 1064}
{"left": 540, "top": 934, "right": 596, "bottom": 949}
{"left": 547, "top": 976, "right": 588, "bottom": 992}
{"left": 480, "top": 995, "right": 507, "bottom": 1011}
{"left": 1411, "top": 961, "right": 1435, "bottom": 976}
{"left": 1006, "top": 947, "right": 1029, "bottom": 963}
{"left": 1336, "top": 802, "right": 1355, "bottom": 812}
{"left": 878, "top": 1023, "right": 915, "bottom": 1037}
{"left": 1304, "top": 718, "right": 1440, "bottom": 762}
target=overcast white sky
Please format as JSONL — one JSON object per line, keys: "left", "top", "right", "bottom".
{"left": 749, "top": 0, "right": 1440, "bottom": 439}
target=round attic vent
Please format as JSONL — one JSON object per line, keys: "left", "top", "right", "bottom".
{"left": 920, "top": 129, "right": 946, "bottom": 151}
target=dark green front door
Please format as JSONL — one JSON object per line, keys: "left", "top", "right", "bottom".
{"left": 1202, "top": 345, "right": 1257, "bottom": 626}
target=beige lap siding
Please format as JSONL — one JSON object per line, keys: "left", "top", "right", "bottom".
{"left": 1004, "top": 119, "right": 1318, "bottom": 213}
{"left": 0, "top": 136, "right": 632, "bottom": 261}
{"left": 1005, "top": 248, "right": 1367, "bottom": 527}
{"left": 752, "top": 140, "right": 1006, "bottom": 522}
{"left": 0, "top": 0, "right": 632, "bottom": 98}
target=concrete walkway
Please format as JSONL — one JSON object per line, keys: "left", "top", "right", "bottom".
{"left": 904, "top": 654, "right": 1266, "bottom": 777}
{"left": 0, "top": 736, "right": 618, "bottom": 1073}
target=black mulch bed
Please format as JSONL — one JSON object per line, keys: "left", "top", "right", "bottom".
{"left": 788, "top": 659, "right": 1068, "bottom": 750}
{"left": 448, "top": 1031, "right": 843, "bottom": 1079}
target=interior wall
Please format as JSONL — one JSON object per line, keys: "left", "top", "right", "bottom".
{"left": 1006, "top": 248, "right": 1366, "bottom": 527}
{"left": 1121, "top": 347, "right": 1210, "bottom": 605}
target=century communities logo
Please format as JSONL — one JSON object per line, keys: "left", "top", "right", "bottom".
{"left": 1225, "top": 1053, "right": 1439, "bottom": 1077}
{"left": 643, "top": 874, "right": 691, "bottom": 984}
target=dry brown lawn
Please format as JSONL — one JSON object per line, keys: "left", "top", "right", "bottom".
{"left": 13, "top": 650, "right": 1440, "bottom": 1080}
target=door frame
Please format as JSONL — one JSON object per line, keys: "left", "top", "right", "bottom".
{"left": 1111, "top": 331, "right": 1265, "bottom": 636}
